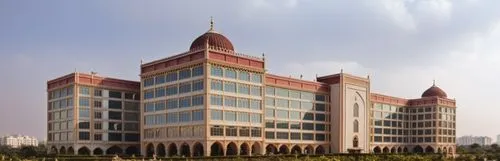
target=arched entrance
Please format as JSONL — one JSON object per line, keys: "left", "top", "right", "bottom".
{"left": 305, "top": 145, "right": 314, "bottom": 154}
{"left": 413, "top": 145, "right": 424, "bottom": 153}
{"left": 67, "top": 147, "right": 74, "bottom": 155}
{"left": 210, "top": 142, "right": 224, "bottom": 156}
{"left": 443, "top": 147, "right": 448, "bottom": 154}
{"left": 226, "top": 142, "right": 238, "bottom": 156}
{"left": 59, "top": 146, "right": 66, "bottom": 154}
{"left": 251, "top": 142, "right": 261, "bottom": 155}
{"left": 315, "top": 145, "right": 325, "bottom": 154}
{"left": 403, "top": 147, "right": 408, "bottom": 153}
{"left": 125, "top": 146, "right": 139, "bottom": 156}
{"left": 397, "top": 147, "right": 402, "bottom": 153}
{"left": 240, "top": 143, "right": 250, "bottom": 155}
{"left": 425, "top": 146, "right": 434, "bottom": 153}
{"left": 383, "top": 147, "right": 389, "bottom": 153}
{"left": 106, "top": 146, "right": 123, "bottom": 155}
{"left": 373, "top": 146, "right": 381, "bottom": 153}
{"left": 93, "top": 148, "right": 103, "bottom": 155}
{"left": 77, "top": 147, "right": 90, "bottom": 155}
{"left": 193, "top": 142, "right": 204, "bottom": 157}
{"left": 266, "top": 144, "right": 277, "bottom": 154}
{"left": 279, "top": 145, "right": 289, "bottom": 154}
{"left": 167, "top": 143, "right": 178, "bottom": 157}
{"left": 438, "top": 147, "right": 442, "bottom": 153}
{"left": 146, "top": 143, "right": 155, "bottom": 157}
{"left": 448, "top": 147, "right": 453, "bottom": 154}
{"left": 291, "top": 145, "right": 301, "bottom": 154}
{"left": 180, "top": 143, "right": 190, "bottom": 157}
{"left": 391, "top": 147, "right": 396, "bottom": 153}
{"left": 156, "top": 143, "right": 166, "bottom": 157}
{"left": 50, "top": 146, "right": 58, "bottom": 154}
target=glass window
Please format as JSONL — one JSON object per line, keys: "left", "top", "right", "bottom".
{"left": 211, "top": 126, "right": 224, "bottom": 136}
{"left": 250, "top": 86, "right": 261, "bottom": 96}
{"left": 289, "top": 90, "right": 300, "bottom": 99}
{"left": 290, "top": 111, "right": 300, "bottom": 120}
{"left": 79, "top": 87, "right": 90, "bottom": 95}
{"left": 193, "top": 80, "right": 204, "bottom": 91}
{"left": 109, "top": 111, "right": 122, "bottom": 120}
{"left": 265, "top": 132, "right": 275, "bottom": 139}
{"left": 239, "top": 112, "right": 250, "bottom": 122}
{"left": 239, "top": 71, "right": 250, "bottom": 81}
{"left": 276, "top": 121, "right": 288, "bottom": 129}
{"left": 79, "top": 109, "right": 90, "bottom": 118}
{"left": 265, "top": 120, "right": 275, "bottom": 128}
{"left": 290, "top": 100, "right": 300, "bottom": 109}
{"left": 238, "top": 84, "right": 250, "bottom": 95}
{"left": 211, "top": 110, "right": 223, "bottom": 120}
{"left": 301, "top": 92, "right": 314, "bottom": 100}
{"left": 211, "top": 80, "right": 223, "bottom": 91}
{"left": 303, "top": 113, "right": 314, "bottom": 120}
{"left": 316, "top": 95, "right": 326, "bottom": 102}
{"left": 166, "top": 98, "right": 178, "bottom": 109}
{"left": 290, "top": 122, "right": 301, "bottom": 129}
{"left": 210, "top": 95, "right": 223, "bottom": 106}
{"left": 179, "top": 68, "right": 191, "bottom": 79}
{"left": 179, "top": 97, "right": 191, "bottom": 108}
{"left": 276, "top": 99, "right": 289, "bottom": 108}
{"left": 316, "top": 103, "right": 326, "bottom": 111}
{"left": 265, "top": 87, "right": 275, "bottom": 95}
{"left": 167, "top": 113, "right": 178, "bottom": 123}
{"left": 225, "top": 111, "right": 237, "bottom": 122}
{"left": 316, "top": 113, "right": 326, "bottom": 121}
{"left": 316, "top": 124, "right": 326, "bottom": 131}
{"left": 179, "top": 82, "right": 192, "bottom": 94}
{"left": 166, "top": 85, "right": 178, "bottom": 96}
{"left": 155, "top": 75, "right": 165, "bottom": 84}
{"left": 316, "top": 134, "right": 326, "bottom": 141}
{"left": 144, "top": 90, "right": 154, "bottom": 99}
{"left": 250, "top": 100, "right": 261, "bottom": 110}
{"left": 301, "top": 102, "right": 313, "bottom": 110}
{"left": 211, "top": 66, "right": 223, "bottom": 77}
{"left": 224, "top": 97, "right": 237, "bottom": 107}
{"left": 109, "top": 100, "right": 122, "bottom": 109}
{"left": 265, "top": 97, "right": 275, "bottom": 106}
{"left": 144, "top": 103, "right": 154, "bottom": 112}
{"left": 180, "top": 112, "right": 191, "bottom": 122}
{"left": 155, "top": 87, "right": 165, "bottom": 97}
{"left": 144, "top": 78, "right": 154, "bottom": 87}
{"left": 238, "top": 98, "right": 249, "bottom": 108}
{"left": 79, "top": 132, "right": 90, "bottom": 140}
{"left": 94, "top": 89, "right": 102, "bottom": 97}
{"left": 79, "top": 97, "right": 90, "bottom": 107}
{"left": 225, "top": 68, "right": 237, "bottom": 79}
{"left": 224, "top": 82, "right": 236, "bottom": 93}
{"left": 276, "top": 110, "right": 288, "bottom": 119}
{"left": 251, "top": 113, "right": 261, "bottom": 123}
{"left": 252, "top": 73, "right": 262, "bottom": 83}
{"left": 265, "top": 109, "right": 274, "bottom": 118}
{"left": 155, "top": 102, "right": 165, "bottom": 111}
{"left": 192, "top": 66, "right": 204, "bottom": 77}
{"left": 109, "top": 91, "right": 122, "bottom": 98}
{"left": 303, "top": 123, "right": 314, "bottom": 130}
{"left": 353, "top": 103, "right": 359, "bottom": 117}
{"left": 166, "top": 72, "right": 178, "bottom": 82}
{"left": 277, "top": 132, "right": 289, "bottom": 139}
{"left": 291, "top": 133, "right": 301, "bottom": 140}
{"left": 276, "top": 88, "right": 288, "bottom": 97}
{"left": 192, "top": 95, "right": 204, "bottom": 106}
{"left": 193, "top": 110, "right": 204, "bottom": 121}
{"left": 145, "top": 116, "right": 155, "bottom": 125}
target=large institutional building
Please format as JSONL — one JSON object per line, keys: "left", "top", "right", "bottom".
{"left": 46, "top": 20, "right": 456, "bottom": 156}
{"left": 0, "top": 135, "right": 38, "bottom": 148}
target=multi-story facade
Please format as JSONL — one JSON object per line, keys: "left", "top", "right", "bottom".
{"left": 46, "top": 72, "right": 141, "bottom": 155}
{"left": 138, "top": 21, "right": 457, "bottom": 157}
{"left": 457, "top": 136, "right": 492, "bottom": 146}
{"left": 0, "top": 135, "right": 38, "bottom": 148}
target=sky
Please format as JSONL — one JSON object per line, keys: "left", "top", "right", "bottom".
{"left": 1, "top": 0, "right": 500, "bottom": 141}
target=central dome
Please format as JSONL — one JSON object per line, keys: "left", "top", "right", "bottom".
{"left": 189, "top": 31, "right": 234, "bottom": 51}
{"left": 421, "top": 82, "right": 448, "bottom": 98}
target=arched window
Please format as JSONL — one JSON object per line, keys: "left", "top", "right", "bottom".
{"left": 353, "top": 103, "right": 359, "bottom": 117}
{"left": 354, "top": 120, "right": 359, "bottom": 133}
{"left": 353, "top": 136, "right": 359, "bottom": 148}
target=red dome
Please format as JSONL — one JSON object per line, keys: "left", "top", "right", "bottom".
{"left": 421, "top": 84, "right": 447, "bottom": 98}
{"left": 190, "top": 30, "right": 234, "bottom": 51}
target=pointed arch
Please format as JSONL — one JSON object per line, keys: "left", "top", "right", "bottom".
{"left": 448, "top": 147, "right": 453, "bottom": 154}
{"left": 106, "top": 145, "right": 123, "bottom": 155}
{"left": 353, "top": 136, "right": 359, "bottom": 148}
{"left": 50, "top": 146, "right": 58, "bottom": 154}
{"left": 266, "top": 144, "right": 277, "bottom": 155}
{"left": 193, "top": 142, "right": 204, "bottom": 157}
{"left": 93, "top": 148, "right": 103, "bottom": 156}
{"left": 353, "top": 103, "right": 359, "bottom": 117}
{"left": 77, "top": 147, "right": 91, "bottom": 155}
{"left": 226, "top": 142, "right": 238, "bottom": 156}
{"left": 443, "top": 147, "right": 448, "bottom": 154}
{"left": 146, "top": 143, "right": 155, "bottom": 157}
{"left": 167, "top": 143, "right": 178, "bottom": 157}
{"left": 305, "top": 145, "right": 314, "bottom": 154}
{"left": 414, "top": 145, "right": 424, "bottom": 153}
{"left": 279, "top": 145, "right": 289, "bottom": 154}
{"left": 210, "top": 142, "right": 224, "bottom": 156}
{"left": 425, "top": 146, "right": 434, "bottom": 153}
{"left": 373, "top": 146, "right": 381, "bottom": 153}
{"left": 403, "top": 147, "right": 408, "bottom": 153}
{"left": 390, "top": 147, "right": 396, "bottom": 153}
{"left": 59, "top": 146, "right": 66, "bottom": 154}
{"left": 156, "top": 143, "right": 166, "bottom": 157}
{"left": 291, "top": 145, "right": 301, "bottom": 154}
{"left": 315, "top": 145, "right": 325, "bottom": 154}
{"left": 180, "top": 143, "right": 190, "bottom": 157}
{"left": 125, "top": 146, "right": 139, "bottom": 156}
{"left": 382, "top": 147, "right": 389, "bottom": 153}
{"left": 240, "top": 143, "right": 250, "bottom": 156}
{"left": 67, "top": 147, "right": 74, "bottom": 155}
{"left": 251, "top": 142, "right": 261, "bottom": 155}
{"left": 397, "top": 147, "right": 402, "bottom": 153}
{"left": 438, "top": 147, "right": 442, "bottom": 153}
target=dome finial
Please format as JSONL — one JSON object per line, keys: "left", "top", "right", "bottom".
{"left": 209, "top": 16, "right": 214, "bottom": 31}
{"left": 433, "top": 79, "right": 436, "bottom": 86}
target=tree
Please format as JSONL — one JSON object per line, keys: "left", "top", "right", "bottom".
{"left": 19, "top": 146, "right": 37, "bottom": 158}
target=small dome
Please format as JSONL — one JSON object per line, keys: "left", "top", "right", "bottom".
{"left": 190, "top": 31, "right": 234, "bottom": 51}
{"left": 421, "top": 82, "right": 447, "bottom": 98}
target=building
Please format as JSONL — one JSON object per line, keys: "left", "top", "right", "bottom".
{"left": 45, "top": 20, "right": 457, "bottom": 156}
{"left": 138, "top": 20, "right": 457, "bottom": 157}
{"left": 46, "top": 72, "right": 141, "bottom": 155}
{"left": 457, "top": 136, "right": 492, "bottom": 146}
{"left": 497, "top": 135, "right": 500, "bottom": 145}
{"left": 0, "top": 135, "right": 38, "bottom": 148}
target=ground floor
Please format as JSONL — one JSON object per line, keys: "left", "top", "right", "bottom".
{"left": 371, "top": 144, "right": 455, "bottom": 154}
{"left": 47, "top": 143, "right": 140, "bottom": 156}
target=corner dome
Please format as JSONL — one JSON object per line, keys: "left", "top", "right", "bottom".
{"left": 189, "top": 18, "right": 234, "bottom": 51}
{"left": 421, "top": 82, "right": 447, "bottom": 98}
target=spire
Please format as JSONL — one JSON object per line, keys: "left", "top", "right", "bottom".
{"left": 209, "top": 16, "right": 214, "bottom": 31}
{"left": 433, "top": 79, "right": 436, "bottom": 86}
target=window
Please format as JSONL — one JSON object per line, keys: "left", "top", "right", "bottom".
{"left": 265, "top": 132, "right": 275, "bottom": 139}
{"left": 166, "top": 72, "right": 178, "bottom": 82}
{"left": 303, "top": 113, "right": 314, "bottom": 120}
{"left": 290, "top": 122, "right": 301, "bottom": 129}
{"left": 192, "top": 95, "right": 204, "bottom": 106}
{"left": 79, "top": 87, "right": 90, "bottom": 95}
{"left": 211, "top": 66, "right": 223, "bottom": 77}
{"left": 78, "top": 121, "right": 90, "bottom": 129}
{"left": 192, "top": 66, "right": 204, "bottom": 77}
{"left": 238, "top": 98, "right": 249, "bottom": 108}
{"left": 301, "top": 92, "right": 314, "bottom": 100}
{"left": 303, "top": 123, "right": 314, "bottom": 130}
{"left": 225, "top": 111, "right": 237, "bottom": 122}
{"left": 109, "top": 91, "right": 122, "bottom": 98}
{"left": 155, "top": 87, "right": 165, "bottom": 97}
{"left": 94, "top": 123, "right": 102, "bottom": 130}
{"left": 277, "top": 121, "right": 288, "bottom": 129}
{"left": 276, "top": 88, "right": 288, "bottom": 97}
{"left": 250, "top": 100, "right": 261, "bottom": 110}
{"left": 238, "top": 84, "right": 250, "bottom": 95}
{"left": 124, "top": 112, "right": 139, "bottom": 121}
{"left": 316, "top": 95, "right": 326, "bottom": 102}
{"left": 211, "top": 80, "right": 223, "bottom": 91}
{"left": 225, "top": 69, "right": 237, "bottom": 79}
{"left": 144, "top": 78, "right": 154, "bottom": 87}
{"left": 302, "top": 133, "right": 314, "bottom": 140}
{"left": 193, "top": 80, "right": 204, "bottom": 91}
{"left": 224, "top": 97, "right": 237, "bottom": 107}
{"left": 252, "top": 73, "right": 262, "bottom": 83}
{"left": 94, "top": 133, "right": 102, "bottom": 141}
{"left": 109, "top": 100, "right": 122, "bottom": 109}
{"left": 211, "top": 126, "right": 223, "bottom": 136}
{"left": 289, "top": 90, "right": 300, "bottom": 98}
{"left": 94, "top": 89, "right": 102, "bottom": 97}
{"left": 291, "top": 133, "right": 301, "bottom": 140}
{"left": 211, "top": 110, "right": 223, "bottom": 120}
{"left": 79, "top": 109, "right": 90, "bottom": 118}
{"left": 265, "top": 109, "right": 274, "bottom": 118}
{"left": 276, "top": 110, "right": 288, "bottom": 119}
{"left": 239, "top": 112, "right": 250, "bottom": 122}
{"left": 79, "top": 97, "right": 90, "bottom": 107}
{"left": 144, "top": 90, "right": 154, "bottom": 99}
{"left": 316, "top": 124, "right": 326, "bottom": 131}
{"left": 94, "top": 100, "right": 102, "bottom": 108}
{"left": 239, "top": 71, "right": 250, "bottom": 81}
{"left": 166, "top": 99, "right": 178, "bottom": 109}
{"left": 155, "top": 75, "right": 166, "bottom": 85}
{"left": 144, "top": 103, "right": 154, "bottom": 112}
{"left": 210, "top": 95, "right": 223, "bottom": 106}
{"left": 354, "top": 120, "right": 359, "bottom": 133}
{"left": 290, "top": 111, "right": 300, "bottom": 120}
{"left": 179, "top": 82, "right": 192, "bottom": 93}
{"left": 251, "top": 113, "right": 261, "bottom": 123}
{"left": 79, "top": 132, "right": 90, "bottom": 140}
{"left": 240, "top": 127, "right": 250, "bottom": 137}
{"left": 354, "top": 103, "right": 359, "bottom": 117}
{"left": 179, "top": 69, "right": 191, "bottom": 79}
{"left": 224, "top": 82, "right": 236, "bottom": 93}
{"left": 266, "top": 121, "right": 275, "bottom": 128}
{"left": 276, "top": 99, "right": 288, "bottom": 108}
{"left": 125, "top": 133, "right": 139, "bottom": 142}
{"left": 301, "top": 102, "right": 313, "bottom": 110}
{"left": 316, "top": 103, "right": 326, "bottom": 111}
{"left": 266, "top": 87, "right": 275, "bottom": 95}
{"left": 316, "top": 113, "right": 326, "bottom": 121}
{"left": 226, "top": 126, "right": 237, "bottom": 136}
{"left": 180, "top": 112, "right": 191, "bottom": 122}
{"left": 193, "top": 110, "right": 203, "bottom": 121}
{"left": 179, "top": 97, "right": 191, "bottom": 108}
{"left": 166, "top": 85, "right": 178, "bottom": 96}
{"left": 167, "top": 113, "right": 178, "bottom": 123}
{"left": 94, "top": 112, "right": 102, "bottom": 119}
{"left": 109, "top": 133, "right": 122, "bottom": 141}
{"left": 277, "top": 132, "right": 289, "bottom": 139}
{"left": 316, "top": 134, "right": 326, "bottom": 141}
{"left": 265, "top": 97, "right": 275, "bottom": 106}
{"left": 251, "top": 127, "right": 261, "bottom": 137}
{"left": 250, "top": 86, "right": 261, "bottom": 96}
{"left": 155, "top": 102, "right": 166, "bottom": 111}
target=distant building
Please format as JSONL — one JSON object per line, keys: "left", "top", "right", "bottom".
{"left": 0, "top": 135, "right": 38, "bottom": 148}
{"left": 457, "top": 136, "right": 492, "bottom": 146}
{"left": 497, "top": 135, "right": 500, "bottom": 145}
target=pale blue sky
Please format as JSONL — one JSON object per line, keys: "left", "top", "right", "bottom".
{"left": 1, "top": 0, "right": 500, "bottom": 141}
